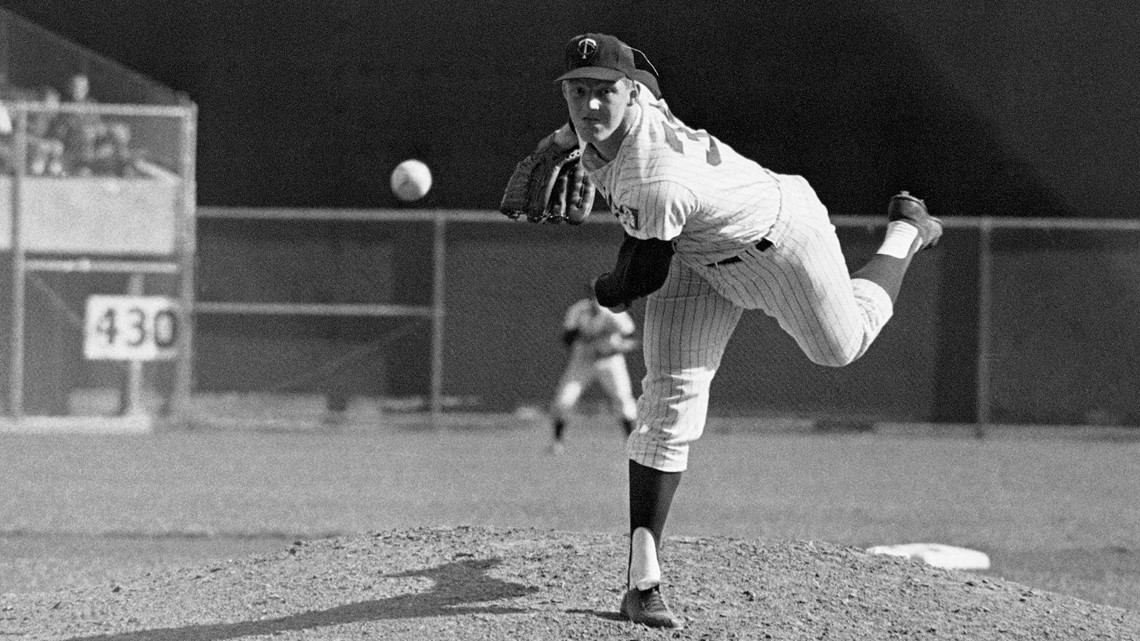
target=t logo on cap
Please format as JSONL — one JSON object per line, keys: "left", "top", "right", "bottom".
{"left": 577, "top": 38, "right": 598, "bottom": 59}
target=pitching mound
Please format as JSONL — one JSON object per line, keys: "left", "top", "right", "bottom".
{"left": 3, "top": 526, "right": 1137, "bottom": 640}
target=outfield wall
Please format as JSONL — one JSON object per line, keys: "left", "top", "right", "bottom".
{"left": 8, "top": 208, "right": 1139, "bottom": 427}
{"left": 185, "top": 210, "right": 1140, "bottom": 428}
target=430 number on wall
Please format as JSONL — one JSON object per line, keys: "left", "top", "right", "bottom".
{"left": 84, "top": 295, "right": 181, "bottom": 361}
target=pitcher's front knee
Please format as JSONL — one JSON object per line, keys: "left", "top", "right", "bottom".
{"left": 626, "top": 430, "right": 690, "bottom": 473}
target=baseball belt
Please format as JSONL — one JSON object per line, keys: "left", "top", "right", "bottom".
{"left": 705, "top": 238, "right": 773, "bottom": 268}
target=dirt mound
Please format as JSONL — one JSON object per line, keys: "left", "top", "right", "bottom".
{"left": 3, "top": 526, "right": 1138, "bottom": 640}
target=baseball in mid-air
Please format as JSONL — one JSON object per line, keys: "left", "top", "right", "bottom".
{"left": 390, "top": 159, "right": 432, "bottom": 201}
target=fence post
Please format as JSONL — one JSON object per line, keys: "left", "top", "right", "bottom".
{"left": 7, "top": 109, "right": 27, "bottom": 418}
{"left": 429, "top": 213, "right": 446, "bottom": 425}
{"left": 119, "top": 273, "right": 146, "bottom": 416}
{"left": 171, "top": 102, "right": 198, "bottom": 424}
{"left": 974, "top": 218, "right": 994, "bottom": 437}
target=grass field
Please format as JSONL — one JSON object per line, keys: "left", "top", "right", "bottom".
{"left": 1, "top": 418, "right": 1138, "bottom": 612}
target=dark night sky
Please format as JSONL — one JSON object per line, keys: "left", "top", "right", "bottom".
{"left": 2, "top": 1, "right": 1137, "bottom": 218}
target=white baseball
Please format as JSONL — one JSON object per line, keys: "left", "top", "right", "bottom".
{"left": 390, "top": 159, "right": 432, "bottom": 201}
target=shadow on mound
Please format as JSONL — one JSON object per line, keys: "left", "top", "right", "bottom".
{"left": 11, "top": 527, "right": 1140, "bottom": 641}
{"left": 62, "top": 557, "right": 537, "bottom": 641}
{"left": 566, "top": 608, "right": 625, "bottom": 623}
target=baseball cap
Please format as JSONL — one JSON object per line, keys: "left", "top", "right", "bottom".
{"left": 555, "top": 33, "right": 637, "bottom": 83}
{"left": 632, "top": 69, "right": 662, "bottom": 99}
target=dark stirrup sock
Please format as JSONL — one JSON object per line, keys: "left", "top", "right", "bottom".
{"left": 628, "top": 460, "right": 682, "bottom": 548}
{"left": 851, "top": 226, "right": 921, "bottom": 303}
{"left": 851, "top": 253, "right": 912, "bottom": 303}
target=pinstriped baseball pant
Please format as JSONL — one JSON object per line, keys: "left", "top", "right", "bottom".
{"left": 626, "top": 175, "right": 894, "bottom": 472}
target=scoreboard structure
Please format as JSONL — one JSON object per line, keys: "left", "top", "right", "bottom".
{"left": 1, "top": 9, "right": 197, "bottom": 431}
{"left": 1, "top": 101, "right": 197, "bottom": 430}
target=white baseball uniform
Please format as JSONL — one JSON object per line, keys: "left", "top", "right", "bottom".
{"left": 583, "top": 91, "right": 894, "bottom": 473}
{"left": 551, "top": 298, "right": 639, "bottom": 425}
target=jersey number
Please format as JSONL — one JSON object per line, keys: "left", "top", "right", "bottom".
{"left": 655, "top": 105, "right": 722, "bottom": 166}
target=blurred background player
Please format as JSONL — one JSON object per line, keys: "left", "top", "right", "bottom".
{"left": 547, "top": 285, "right": 639, "bottom": 454}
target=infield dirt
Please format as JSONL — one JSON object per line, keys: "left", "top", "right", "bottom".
{"left": 3, "top": 526, "right": 1138, "bottom": 640}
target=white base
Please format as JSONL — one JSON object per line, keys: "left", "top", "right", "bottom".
{"left": 866, "top": 542, "right": 991, "bottom": 570}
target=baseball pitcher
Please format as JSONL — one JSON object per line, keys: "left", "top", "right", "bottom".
{"left": 502, "top": 33, "right": 943, "bottom": 629}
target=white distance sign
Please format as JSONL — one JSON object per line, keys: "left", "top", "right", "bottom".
{"left": 84, "top": 295, "right": 181, "bottom": 361}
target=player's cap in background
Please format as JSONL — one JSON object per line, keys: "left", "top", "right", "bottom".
{"left": 556, "top": 33, "right": 636, "bottom": 83}
{"left": 632, "top": 69, "right": 662, "bottom": 99}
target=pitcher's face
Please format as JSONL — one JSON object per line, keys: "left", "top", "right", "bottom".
{"left": 562, "top": 78, "right": 638, "bottom": 152}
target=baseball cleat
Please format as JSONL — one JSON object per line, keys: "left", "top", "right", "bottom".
{"left": 888, "top": 191, "right": 943, "bottom": 250}
{"left": 620, "top": 586, "right": 684, "bottom": 629}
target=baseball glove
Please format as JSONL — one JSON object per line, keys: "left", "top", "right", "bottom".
{"left": 500, "top": 125, "right": 596, "bottom": 224}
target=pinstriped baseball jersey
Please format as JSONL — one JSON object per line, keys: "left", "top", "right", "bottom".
{"left": 578, "top": 87, "right": 898, "bottom": 474}
{"left": 582, "top": 94, "right": 781, "bottom": 267}
{"left": 623, "top": 180, "right": 894, "bottom": 472}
